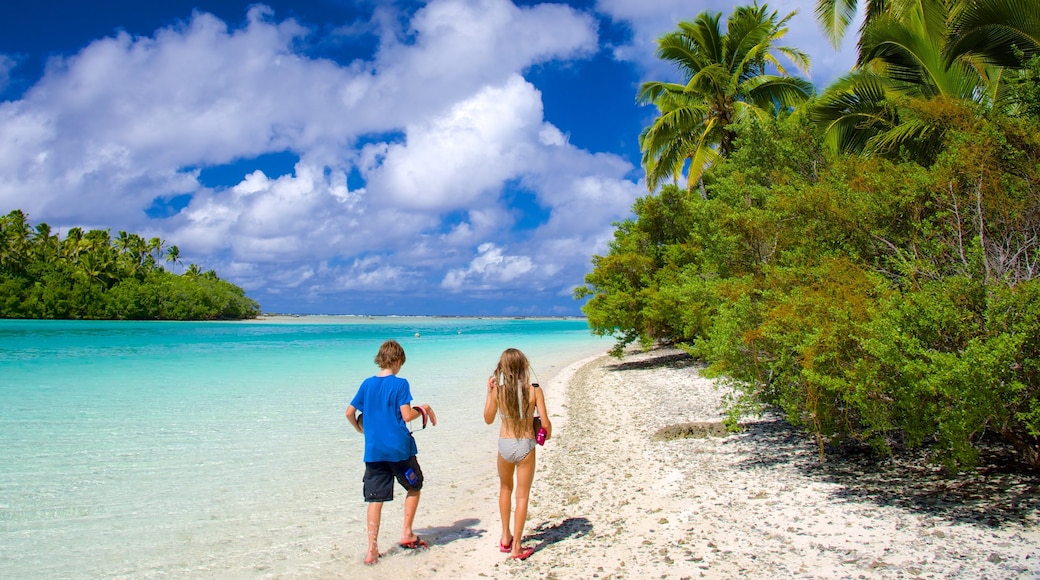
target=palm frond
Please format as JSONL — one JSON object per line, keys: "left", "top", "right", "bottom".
{"left": 742, "top": 75, "right": 817, "bottom": 110}
{"left": 858, "top": 6, "right": 989, "bottom": 101}
{"left": 690, "top": 63, "right": 732, "bottom": 95}
{"left": 637, "top": 81, "right": 690, "bottom": 106}
{"left": 731, "top": 100, "right": 775, "bottom": 124}
{"left": 673, "top": 15, "right": 724, "bottom": 69}
{"left": 863, "top": 115, "right": 933, "bottom": 156}
{"left": 656, "top": 32, "right": 705, "bottom": 80}
{"left": 815, "top": 0, "right": 861, "bottom": 47}
{"left": 811, "top": 70, "right": 897, "bottom": 154}
{"left": 775, "top": 46, "right": 813, "bottom": 76}
{"left": 726, "top": 5, "right": 783, "bottom": 73}
{"left": 946, "top": 0, "right": 1040, "bottom": 68}
{"left": 685, "top": 125, "right": 724, "bottom": 191}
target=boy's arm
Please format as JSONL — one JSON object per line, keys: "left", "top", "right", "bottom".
{"left": 401, "top": 403, "right": 437, "bottom": 427}
{"left": 345, "top": 404, "right": 363, "bottom": 433}
{"left": 534, "top": 385, "right": 551, "bottom": 441}
{"left": 483, "top": 376, "right": 498, "bottom": 424}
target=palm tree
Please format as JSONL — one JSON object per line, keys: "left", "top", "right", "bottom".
{"left": 61, "top": 227, "right": 85, "bottom": 264}
{"left": 1, "top": 209, "right": 31, "bottom": 271}
{"left": 115, "top": 230, "right": 132, "bottom": 254}
{"left": 811, "top": 0, "right": 1040, "bottom": 159}
{"left": 114, "top": 231, "right": 148, "bottom": 275}
{"left": 637, "top": 4, "right": 814, "bottom": 194}
{"left": 148, "top": 237, "right": 165, "bottom": 270}
{"left": 80, "top": 229, "right": 117, "bottom": 285}
{"left": 165, "top": 245, "right": 181, "bottom": 273}
{"left": 30, "top": 222, "right": 60, "bottom": 260}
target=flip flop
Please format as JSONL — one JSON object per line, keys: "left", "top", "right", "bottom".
{"left": 511, "top": 546, "right": 535, "bottom": 561}
{"left": 499, "top": 539, "right": 512, "bottom": 553}
{"left": 399, "top": 538, "right": 429, "bottom": 550}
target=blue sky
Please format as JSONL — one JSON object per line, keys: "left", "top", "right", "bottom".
{"left": 0, "top": 0, "right": 859, "bottom": 316}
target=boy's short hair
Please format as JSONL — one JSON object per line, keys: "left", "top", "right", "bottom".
{"left": 375, "top": 340, "right": 406, "bottom": 369}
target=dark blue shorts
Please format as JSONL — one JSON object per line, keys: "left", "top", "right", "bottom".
{"left": 363, "top": 456, "right": 423, "bottom": 502}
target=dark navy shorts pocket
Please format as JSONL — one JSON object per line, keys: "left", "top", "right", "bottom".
{"left": 362, "top": 456, "right": 423, "bottom": 502}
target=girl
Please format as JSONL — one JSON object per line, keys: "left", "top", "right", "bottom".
{"left": 483, "top": 348, "right": 551, "bottom": 561}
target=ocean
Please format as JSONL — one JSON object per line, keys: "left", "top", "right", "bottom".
{"left": 0, "top": 317, "right": 609, "bottom": 578}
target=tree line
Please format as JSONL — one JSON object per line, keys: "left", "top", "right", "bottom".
{"left": 0, "top": 209, "right": 260, "bottom": 320}
{"left": 578, "top": 1, "right": 1040, "bottom": 470}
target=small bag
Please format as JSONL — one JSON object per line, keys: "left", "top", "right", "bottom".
{"left": 531, "top": 382, "right": 546, "bottom": 444}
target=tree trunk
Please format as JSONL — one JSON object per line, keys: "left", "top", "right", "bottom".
{"left": 686, "top": 178, "right": 708, "bottom": 201}
{"left": 1000, "top": 426, "right": 1040, "bottom": 472}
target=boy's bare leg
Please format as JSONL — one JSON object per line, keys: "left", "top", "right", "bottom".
{"left": 496, "top": 455, "right": 515, "bottom": 547}
{"left": 400, "top": 489, "right": 421, "bottom": 543}
{"left": 511, "top": 450, "right": 536, "bottom": 556}
{"left": 366, "top": 502, "right": 383, "bottom": 564}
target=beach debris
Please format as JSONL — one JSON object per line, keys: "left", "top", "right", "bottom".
{"left": 652, "top": 421, "right": 730, "bottom": 440}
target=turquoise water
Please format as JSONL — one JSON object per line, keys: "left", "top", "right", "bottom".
{"left": 0, "top": 317, "right": 608, "bottom": 578}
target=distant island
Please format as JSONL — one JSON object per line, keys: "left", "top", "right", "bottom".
{"left": 0, "top": 209, "right": 260, "bottom": 320}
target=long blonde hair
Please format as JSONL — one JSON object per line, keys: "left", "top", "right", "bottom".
{"left": 494, "top": 348, "right": 531, "bottom": 435}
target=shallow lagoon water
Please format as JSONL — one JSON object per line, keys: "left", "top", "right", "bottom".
{"left": 0, "top": 317, "right": 608, "bottom": 578}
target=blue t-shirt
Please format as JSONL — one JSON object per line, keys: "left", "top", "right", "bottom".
{"left": 350, "top": 374, "right": 417, "bottom": 462}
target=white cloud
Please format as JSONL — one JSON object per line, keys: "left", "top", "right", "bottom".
{"left": 442, "top": 242, "right": 535, "bottom": 290}
{"left": 376, "top": 0, "right": 597, "bottom": 101}
{"left": 335, "top": 256, "right": 407, "bottom": 291}
{"left": 360, "top": 74, "right": 545, "bottom": 210}
{"left": 0, "top": 0, "right": 644, "bottom": 313}
{"left": 0, "top": 6, "right": 358, "bottom": 223}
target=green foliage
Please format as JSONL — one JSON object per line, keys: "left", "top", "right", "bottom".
{"left": 576, "top": 185, "right": 702, "bottom": 356}
{"left": 592, "top": 0, "right": 1040, "bottom": 470}
{"left": 0, "top": 210, "right": 260, "bottom": 320}
{"left": 1006, "top": 54, "right": 1040, "bottom": 118}
{"left": 580, "top": 107, "right": 1040, "bottom": 471}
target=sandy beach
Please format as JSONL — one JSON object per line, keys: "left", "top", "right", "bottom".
{"left": 351, "top": 348, "right": 1040, "bottom": 579}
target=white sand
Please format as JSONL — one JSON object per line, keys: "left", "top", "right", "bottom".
{"left": 343, "top": 348, "right": 1040, "bottom": 579}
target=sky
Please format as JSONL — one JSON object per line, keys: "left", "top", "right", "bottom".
{"left": 0, "top": 0, "right": 860, "bottom": 316}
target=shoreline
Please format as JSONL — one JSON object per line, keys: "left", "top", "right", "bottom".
{"left": 349, "top": 348, "right": 1040, "bottom": 579}
{"left": 252, "top": 314, "right": 590, "bottom": 322}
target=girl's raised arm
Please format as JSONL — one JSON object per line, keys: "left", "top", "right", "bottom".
{"left": 483, "top": 375, "right": 498, "bottom": 424}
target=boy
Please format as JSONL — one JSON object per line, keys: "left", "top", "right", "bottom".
{"left": 345, "top": 339, "right": 437, "bottom": 566}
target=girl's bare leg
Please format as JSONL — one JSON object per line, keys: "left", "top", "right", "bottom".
{"left": 511, "top": 449, "right": 536, "bottom": 557}
{"left": 496, "top": 454, "right": 514, "bottom": 547}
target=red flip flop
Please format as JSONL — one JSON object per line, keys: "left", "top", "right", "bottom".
{"left": 499, "top": 539, "right": 512, "bottom": 553}
{"left": 399, "top": 538, "right": 429, "bottom": 550}
{"left": 511, "top": 546, "right": 534, "bottom": 560}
